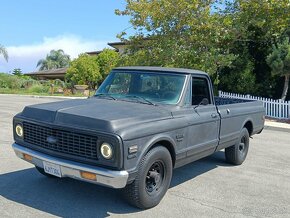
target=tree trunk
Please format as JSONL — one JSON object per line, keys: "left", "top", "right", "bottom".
{"left": 281, "top": 75, "right": 289, "bottom": 101}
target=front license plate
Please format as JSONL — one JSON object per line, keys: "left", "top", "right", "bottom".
{"left": 43, "top": 161, "right": 62, "bottom": 177}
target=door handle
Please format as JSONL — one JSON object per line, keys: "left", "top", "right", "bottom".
{"left": 211, "top": 113, "right": 217, "bottom": 118}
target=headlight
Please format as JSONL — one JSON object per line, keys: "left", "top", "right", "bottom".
{"left": 100, "top": 142, "right": 113, "bottom": 159}
{"left": 15, "top": 124, "right": 23, "bottom": 137}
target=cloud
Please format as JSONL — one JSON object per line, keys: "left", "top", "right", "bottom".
{"left": 0, "top": 35, "right": 110, "bottom": 73}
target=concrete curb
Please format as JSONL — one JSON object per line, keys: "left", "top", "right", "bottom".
{"left": 264, "top": 125, "right": 290, "bottom": 133}
{"left": 264, "top": 121, "right": 290, "bottom": 133}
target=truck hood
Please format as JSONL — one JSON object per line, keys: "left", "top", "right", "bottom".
{"left": 20, "top": 98, "right": 173, "bottom": 134}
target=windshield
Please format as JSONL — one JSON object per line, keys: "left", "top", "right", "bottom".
{"left": 96, "top": 71, "right": 186, "bottom": 105}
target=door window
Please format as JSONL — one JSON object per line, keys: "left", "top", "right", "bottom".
{"left": 192, "top": 77, "right": 211, "bottom": 105}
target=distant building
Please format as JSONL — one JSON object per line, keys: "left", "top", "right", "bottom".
{"left": 107, "top": 42, "right": 127, "bottom": 54}
{"left": 26, "top": 67, "right": 68, "bottom": 80}
{"left": 25, "top": 41, "right": 127, "bottom": 80}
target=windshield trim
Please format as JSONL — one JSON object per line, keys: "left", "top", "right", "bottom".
{"left": 177, "top": 74, "right": 189, "bottom": 106}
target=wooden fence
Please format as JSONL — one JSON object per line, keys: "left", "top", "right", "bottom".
{"left": 218, "top": 91, "right": 290, "bottom": 119}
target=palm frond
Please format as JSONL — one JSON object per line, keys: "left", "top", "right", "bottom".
{"left": 0, "top": 44, "right": 8, "bottom": 62}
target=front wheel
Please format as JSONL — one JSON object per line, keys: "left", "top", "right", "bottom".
{"left": 225, "top": 128, "right": 250, "bottom": 165}
{"left": 123, "top": 146, "right": 172, "bottom": 209}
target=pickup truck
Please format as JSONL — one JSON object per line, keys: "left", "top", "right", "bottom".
{"left": 12, "top": 67, "right": 265, "bottom": 209}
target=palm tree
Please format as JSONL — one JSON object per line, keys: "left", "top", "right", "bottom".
{"left": 0, "top": 44, "right": 8, "bottom": 62}
{"left": 37, "top": 49, "right": 70, "bottom": 70}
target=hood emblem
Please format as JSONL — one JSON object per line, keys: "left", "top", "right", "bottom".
{"left": 47, "top": 136, "right": 57, "bottom": 144}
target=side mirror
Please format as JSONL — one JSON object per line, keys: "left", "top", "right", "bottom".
{"left": 194, "top": 98, "right": 209, "bottom": 109}
{"left": 200, "top": 98, "right": 209, "bottom": 106}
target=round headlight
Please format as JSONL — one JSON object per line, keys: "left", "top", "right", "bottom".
{"left": 15, "top": 124, "right": 23, "bottom": 137}
{"left": 100, "top": 142, "right": 113, "bottom": 159}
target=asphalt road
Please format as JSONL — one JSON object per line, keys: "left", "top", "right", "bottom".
{"left": 0, "top": 95, "right": 290, "bottom": 218}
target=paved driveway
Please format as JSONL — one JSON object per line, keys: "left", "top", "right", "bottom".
{"left": 0, "top": 95, "right": 290, "bottom": 218}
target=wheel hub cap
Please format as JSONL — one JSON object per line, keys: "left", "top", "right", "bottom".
{"left": 146, "top": 161, "right": 165, "bottom": 194}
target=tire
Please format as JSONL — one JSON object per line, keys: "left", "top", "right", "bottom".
{"left": 35, "top": 166, "right": 58, "bottom": 178}
{"left": 123, "top": 146, "right": 173, "bottom": 209}
{"left": 225, "top": 128, "right": 250, "bottom": 165}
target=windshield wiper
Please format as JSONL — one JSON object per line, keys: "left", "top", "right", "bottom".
{"left": 94, "top": 93, "right": 116, "bottom": 100}
{"left": 123, "top": 95, "right": 156, "bottom": 106}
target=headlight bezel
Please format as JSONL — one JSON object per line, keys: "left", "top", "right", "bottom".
{"left": 15, "top": 124, "right": 24, "bottom": 138}
{"left": 100, "top": 142, "right": 114, "bottom": 160}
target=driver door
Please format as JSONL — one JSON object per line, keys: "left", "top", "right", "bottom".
{"left": 186, "top": 76, "right": 220, "bottom": 158}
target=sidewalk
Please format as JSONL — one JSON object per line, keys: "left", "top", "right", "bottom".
{"left": 264, "top": 120, "right": 290, "bottom": 133}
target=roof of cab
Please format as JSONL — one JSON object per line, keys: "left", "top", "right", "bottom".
{"left": 113, "top": 66, "right": 208, "bottom": 76}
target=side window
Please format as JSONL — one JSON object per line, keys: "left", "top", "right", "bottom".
{"left": 192, "top": 77, "right": 211, "bottom": 105}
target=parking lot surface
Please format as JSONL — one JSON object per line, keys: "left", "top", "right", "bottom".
{"left": 0, "top": 95, "right": 290, "bottom": 218}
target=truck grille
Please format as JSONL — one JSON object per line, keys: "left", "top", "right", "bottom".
{"left": 23, "top": 122, "right": 98, "bottom": 160}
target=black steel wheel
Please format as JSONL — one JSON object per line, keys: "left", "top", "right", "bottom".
{"left": 145, "top": 160, "right": 165, "bottom": 195}
{"left": 225, "top": 128, "right": 250, "bottom": 165}
{"left": 123, "top": 146, "right": 172, "bottom": 209}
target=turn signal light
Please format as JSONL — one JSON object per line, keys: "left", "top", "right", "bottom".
{"left": 23, "top": 153, "right": 33, "bottom": 161}
{"left": 80, "top": 171, "right": 97, "bottom": 181}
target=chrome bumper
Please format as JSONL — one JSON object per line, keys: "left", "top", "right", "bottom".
{"left": 12, "top": 143, "right": 129, "bottom": 188}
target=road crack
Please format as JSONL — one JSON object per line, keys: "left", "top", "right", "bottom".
{"left": 169, "top": 191, "right": 262, "bottom": 218}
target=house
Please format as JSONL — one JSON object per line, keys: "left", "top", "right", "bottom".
{"left": 25, "top": 41, "right": 128, "bottom": 80}
{"left": 26, "top": 67, "right": 68, "bottom": 80}
{"left": 107, "top": 42, "right": 127, "bottom": 54}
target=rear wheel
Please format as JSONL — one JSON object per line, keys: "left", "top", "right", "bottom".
{"left": 123, "top": 146, "right": 172, "bottom": 209}
{"left": 35, "top": 166, "right": 58, "bottom": 178}
{"left": 225, "top": 128, "right": 249, "bottom": 165}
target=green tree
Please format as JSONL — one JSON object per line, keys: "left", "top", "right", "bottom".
{"left": 222, "top": 0, "right": 290, "bottom": 97}
{"left": 37, "top": 49, "right": 70, "bottom": 70}
{"left": 0, "top": 44, "right": 8, "bottom": 62}
{"left": 116, "top": 0, "right": 236, "bottom": 76}
{"left": 266, "top": 38, "right": 290, "bottom": 100}
{"left": 12, "top": 68, "right": 22, "bottom": 76}
{"left": 66, "top": 54, "right": 102, "bottom": 89}
{"left": 117, "top": 0, "right": 290, "bottom": 97}
{"left": 97, "top": 49, "right": 120, "bottom": 78}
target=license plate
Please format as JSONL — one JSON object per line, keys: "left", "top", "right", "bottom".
{"left": 43, "top": 161, "right": 62, "bottom": 177}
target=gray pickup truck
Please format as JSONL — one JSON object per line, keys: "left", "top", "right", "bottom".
{"left": 12, "top": 67, "right": 265, "bottom": 209}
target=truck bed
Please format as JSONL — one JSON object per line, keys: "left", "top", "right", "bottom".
{"left": 213, "top": 96, "right": 264, "bottom": 151}
{"left": 214, "top": 97, "right": 252, "bottom": 106}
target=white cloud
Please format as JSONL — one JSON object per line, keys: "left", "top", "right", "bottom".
{"left": 0, "top": 35, "right": 110, "bottom": 73}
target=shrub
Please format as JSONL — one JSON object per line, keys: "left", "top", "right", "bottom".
{"left": 0, "top": 73, "right": 38, "bottom": 89}
{"left": 66, "top": 54, "right": 102, "bottom": 89}
{"left": 28, "top": 84, "right": 50, "bottom": 93}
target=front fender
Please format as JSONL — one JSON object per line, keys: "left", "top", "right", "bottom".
{"left": 123, "top": 132, "right": 178, "bottom": 181}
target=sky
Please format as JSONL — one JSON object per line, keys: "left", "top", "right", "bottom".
{"left": 0, "top": 0, "right": 133, "bottom": 73}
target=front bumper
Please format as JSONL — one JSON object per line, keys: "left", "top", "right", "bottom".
{"left": 12, "top": 143, "right": 129, "bottom": 188}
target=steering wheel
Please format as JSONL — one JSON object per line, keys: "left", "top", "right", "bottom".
{"left": 162, "top": 91, "right": 176, "bottom": 99}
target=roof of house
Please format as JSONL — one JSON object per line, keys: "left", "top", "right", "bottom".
{"left": 107, "top": 42, "right": 126, "bottom": 47}
{"left": 86, "top": 51, "right": 103, "bottom": 55}
{"left": 25, "top": 67, "right": 68, "bottom": 76}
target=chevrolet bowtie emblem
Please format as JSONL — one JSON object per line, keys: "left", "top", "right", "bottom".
{"left": 47, "top": 136, "right": 57, "bottom": 144}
